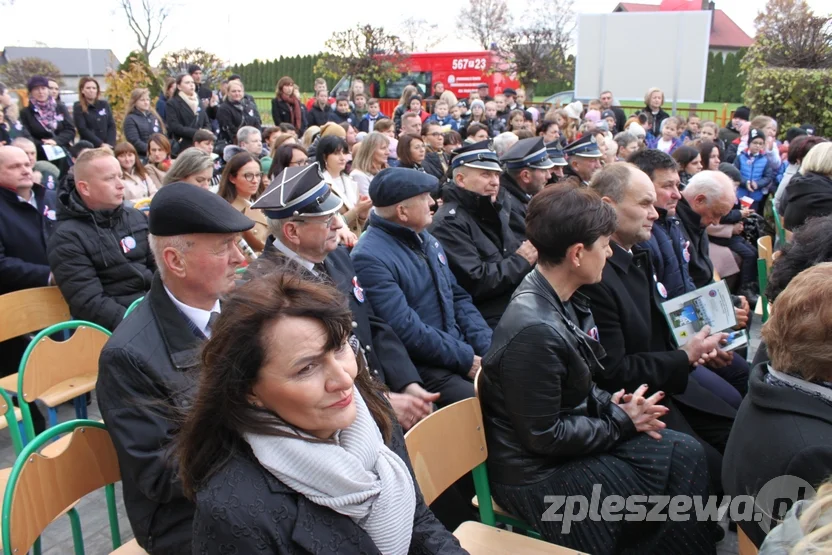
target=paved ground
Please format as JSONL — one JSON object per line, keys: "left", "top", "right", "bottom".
{"left": 0, "top": 324, "right": 762, "bottom": 554}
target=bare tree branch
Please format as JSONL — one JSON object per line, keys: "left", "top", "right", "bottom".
{"left": 399, "top": 17, "right": 445, "bottom": 52}
{"left": 457, "top": 0, "right": 511, "bottom": 50}
{"left": 118, "top": 0, "right": 171, "bottom": 60}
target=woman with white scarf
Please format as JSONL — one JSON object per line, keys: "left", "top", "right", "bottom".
{"left": 164, "top": 73, "right": 210, "bottom": 156}
{"left": 178, "top": 270, "right": 466, "bottom": 555}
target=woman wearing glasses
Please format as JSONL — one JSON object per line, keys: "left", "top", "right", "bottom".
{"left": 219, "top": 151, "right": 269, "bottom": 253}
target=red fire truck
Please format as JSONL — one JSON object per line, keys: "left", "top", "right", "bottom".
{"left": 330, "top": 51, "right": 520, "bottom": 115}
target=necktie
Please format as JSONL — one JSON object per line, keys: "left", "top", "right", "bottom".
{"left": 206, "top": 311, "right": 221, "bottom": 337}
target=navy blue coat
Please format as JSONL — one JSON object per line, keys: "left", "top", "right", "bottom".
{"left": 0, "top": 184, "right": 57, "bottom": 294}
{"left": 352, "top": 213, "right": 492, "bottom": 375}
{"left": 639, "top": 208, "right": 695, "bottom": 300}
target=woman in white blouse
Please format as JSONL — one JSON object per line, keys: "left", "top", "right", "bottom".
{"left": 318, "top": 135, "right": 372, "bottom": 236}
{"left": 350, "top": 132, "right": 390, "bottom": 197}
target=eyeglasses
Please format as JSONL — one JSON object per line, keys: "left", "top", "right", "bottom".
{"left": 242, "top": 172, "right": 263, "bottom": 183}
{"left": 292, "top": 214, "right": 337, "bottom": 227}
{"left": 289, "top": 159, "right": 309, "bottom": 167}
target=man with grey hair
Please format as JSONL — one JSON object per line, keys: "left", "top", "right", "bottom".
{"left": 249, "top": 164, "right": 440, "bottom": 428}
{"left": 236, "top": 125, "right": 263, "bottom": 158}
{"left": 677, "top": 170, "right": 737, "bottom": 288}
{"left": 492, "top": 131, "right": 518, "bottom": 159}
{"left": 11, "top": 137, "right": 37, "bottom": 167}
{"left": 96, "top": 182, "right": 253, "bottom": 554}
{"left": 581, "top": 162, "right": 737, "bottom": 495}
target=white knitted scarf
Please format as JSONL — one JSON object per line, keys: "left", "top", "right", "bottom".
{"left": 245, "top": 387, "right": 416, "bottom": 554}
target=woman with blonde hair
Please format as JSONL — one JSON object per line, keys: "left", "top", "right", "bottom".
{"left": 114, "top": 142, "right": 157, "bottom": 200}
{"left": 72, "top": 76, "right": 116, "bottom": 148}
{"left": 301, "top": 125, "right": 320, "bottom": 149}
{"left": 123, "top": 88, "right": 166, "bottom": 158}
{"left": 393, "top": 84, "right": 419, "bottom": 134}
{"left": 438, "top": 90, "right": 458, "bottom": 112}
{"left": 782, "top": 142, "right": 832, "bottom": 230}
{"left": 162, "top": 147, "right": 215, "bottom": 188}
{"left": 760, "top": 480, "right": 832, "bottom": 554}
{"left": 350, "top": 132, "right": 390, "bottom": 196}
{"left": 642, "top": 87, "right": 669, "bottom": 137}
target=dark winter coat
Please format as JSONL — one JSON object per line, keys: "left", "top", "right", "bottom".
{"left": 96, "top": 273, "right": 202, "bottom": 554}
{"left": 499, "top": 173, "right": 532, "bottom": 242}
{"left": 123, "top": 109, "right": 165, "bottom": 157}
{"left": 328, "top": 109, "right": 358, "bottom": 127}
{"left": 782, "top": 171, "right": 832, "bottom": 231}
{"left": 164, "top": 94, "right": 210, "bottom": 154}
{"left": 72, "top": 99, "right": 116, "bottom": 147}
{"left": 643, "top": 106, "right": 670, "bottom": 138}
{"left": 638, "top": 207, "right": 695, "bottom": 299}
{"left": 216, "top": 97, "right": 262, "bottom": 144}
{"left": 47, "top": 190, "right": 155, "bottom": 331}
{"left": 0, "top": 184, "right": 57, "bottom": 294}
{"left": 675, "top": 196, "right": 715, "bottom": 288}
{"left": 429, "top": 186, "right": 532, "bottom": 328}
{"left": 481, "top": 269, "right": 636, "bottom": 486}
{"left": 19, "top": 102, "right": 76, "bottom": 160}
{"left": 191, "top": 420, "right": 466, "bottom": 555}
{"left": 352, "top": 213, "right": 492, "bottom": 376}
{"left": 357, "top": 112, "right": 388, "bottom": 134}
{"left": 306, "top": 103, "right": 332, "bottom": 128}
{"left": 271, "top": 96, "right": 308, "bottom": 133}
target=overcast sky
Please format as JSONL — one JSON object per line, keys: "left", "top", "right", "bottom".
{"left": 2, "top": 0, "right": 831, "bottom": 65}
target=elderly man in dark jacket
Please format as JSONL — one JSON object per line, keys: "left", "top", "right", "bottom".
{"left": 97, "top": 182, "right": 253, "bottom": 555}
{"left": 248, "top": 164, "right": 439, "bottom": 430}
{"left": 429, "top": 141, "right": 537, "bottom": 328}
{"left": 580, "top": 163, "right": 737, "bottom": 494}
{"left": 46, "top": 149, "right": 155, "bottom": 331}
{"left": 352, "top": 168, "right": 492, "bottom": 406}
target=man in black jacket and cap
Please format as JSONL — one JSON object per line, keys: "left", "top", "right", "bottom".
{"left": 47, "top": 149, "right": 155, "bottom": 331}
{"left": 499, "top": 136, "right": 555, "bottom": 241}
{"left": 248, "top": 164, "right": 440, "bottom": 430}
{"left": 96, "top": 182, "right": 254, "bottom": 555}
{"left": 561, "top": 134, "right": 604, "bottom": 187}
{"left": 429, "top": 141, "right": 537, "bottom": 328}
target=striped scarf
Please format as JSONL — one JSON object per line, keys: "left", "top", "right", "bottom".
{"left": 245, "top": 387, "right": 415, "bottom": 554}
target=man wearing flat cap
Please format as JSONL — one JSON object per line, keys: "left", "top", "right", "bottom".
{"left": 248, "top": 164, "right": 441, "bottom": 429}
{"left": 352, "top": 167, "right": 492, "bottom": 405}
{"left": 429, "top": 141, "right": 537, "bottom": 328}
{"left": 545, "top": 141, "right": 568, "bottom": 185}
{"left": 97, "top": 182, "right": 253, "bottom": 555}
{"left": 561, "top": 134, "right": 604, "bottom": 188}
{"left": 499, "top": 136, "right": 554, "bottom": 241}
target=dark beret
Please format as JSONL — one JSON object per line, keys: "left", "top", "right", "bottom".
{"left": 148, "top": 182, "right": 254, "bottom": 236}
{"left": 369, "top": 168, "right": 439, "bottom": 208}
{"left": 27, "top": 75, "right": 49, "bottom": 92}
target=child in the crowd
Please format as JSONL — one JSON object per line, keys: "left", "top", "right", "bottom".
{"left": 449, "top": 103, "right": 463, "bottom": 129}
{"left": 601, "top": 109, "right": 617, "bottom": 134}
{"left": 484, "top": 101, "right": 506, "bottom": 137}
{"left": 494, "top": 94, "right": 509, "bottom": 125}
{"left": 507, "top": 109, "right": 526, "bottom": 134}
{"left": 353, "top": 92, "right": 368, "bottom": 121}
{"left": 357, "top": 98, "right": 387, "bottom": 133}
{"left": 426, "top": 100, "right": 459, "bottom": 131}
{"left": 699, "top": 121, "right": 726, "bottom": 152}
{"left": 734, "top": 127, "right": 775, "bottom": 212}
{"left": 682, "top": 115, "right": 701, "bottom": 142}
{"left": 461, "top": 99, "right": 486, "bottom": 133}
{"left": 328, "top": 94, "right": 357, "bottom": 126}
{"left": 648, "top": 117, "right": 683, "bottom": 154}
{"left": 587, "top": 98, "right": 602, "bottom": 112}
{"left": 408, "top": 95, "right": 429, "bottom": 122}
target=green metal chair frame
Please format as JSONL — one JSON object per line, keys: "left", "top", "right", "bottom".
{"left": 2, "top": 420, "right": 123, "bottom": 555}
{"left": 17, "top": 321, "right": 111, "bottom": 442}
{"left": 758, "top": 258, "right": 769, "bottom": 323}
{"left": 123, "top": 296, "right": 144, "bottom": 319}
{"left": 771, "top": 197, "right": 788, "bottom": 247}
{"left": 0, "top": 388, "right": 25, "bottom": 456}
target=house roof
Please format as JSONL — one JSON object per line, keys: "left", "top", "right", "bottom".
{"left": 614, "top": 3, "right": 754, "bottom": 49}
{"left": 0, "top": 47, "right": 121, "bottom": 76}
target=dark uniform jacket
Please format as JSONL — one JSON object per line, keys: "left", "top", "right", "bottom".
{"left": 47, "top": 190, "right": 154, "bottom": 331}
{"left": 429, "top": 186, "right": 532, "bottom": 328}
{"left": 72, "top": 99, "right": 116, "bottom": 147}
{"left": 251, "top": 240, "right": 423, "bottom": 393}
{"left": 123, "top": 109, "right": 164, "bottom": 157}
{"left": 481, "top": 270, "right": 636, "bottom": 486}
{"left": 96, "top": 273, "right": 202, "bottom": 554}
{"left": 19, "top": 102, "right": 76, "bottom": 161}
{"left": 164, "top": 94, "right": 210, "bottom": 154}
{"left": 191, "top": 421, "right": 466, "bottom": 554}
{"left": 675, "top": 196, "right": 715, "bottom": 288}
{"left": 216, "top": 97, "right": 262, "bottom": 145}
{"left": 0, "top": 184, "right": 57, "bottom": 294}
{"left": 352, "top": 213, "right": 492, "bottom": 375}
{"left": 499, "top": 172, "right": 531, "bottom": 242}
{"left": 723, "top": 364, "right": 832, "bottom": 547}
{"left": 579, "top": 242, "right": 736, "bottom": 419}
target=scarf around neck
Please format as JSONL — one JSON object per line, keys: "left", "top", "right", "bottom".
{"left": 32, "top": 96, "right": 58, "bottom": 131}
{"left": 280, "top": 92, "right": 302, "bottom": 130}
{"left": 178, "top": 90, "right": 199, "bottom": 114}
{"left": 245, "top": 387, "right": 416, "bottom": 555}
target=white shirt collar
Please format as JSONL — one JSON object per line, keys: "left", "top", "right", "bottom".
{"left": 17, "top": 192, "right": 37, "bottom": 209}
{"left": 164, "top": 285, "right": 221, "bottom": 338}
{"left": 272, "top": 236, "right": 317, "bottom": 273}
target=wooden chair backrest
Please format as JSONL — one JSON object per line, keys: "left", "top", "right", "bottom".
{"left": 0, "top": 287, "right": 70, "bottom": 343}
{"left": 405, "top": 398, "right": 487, "bottom": 506}
{"left": 757, "top": 235, "right": 773, "bottom": 271}
{"left": 737, "top": 526, "right": 759, "bottom": 555}
{"left": 21, "top": 325, "right": 110, "bottom": 401}
{"left": 7, "top": 426, "right": 121, "bottom": 554}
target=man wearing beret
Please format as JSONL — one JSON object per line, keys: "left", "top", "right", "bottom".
{"left": 249, "top": 164, "right": 440, "bottom": 429}
{"left": 96, "top": 182, "right": 253, "bottom": 555}
{"left": 561, "top": 134, "right": 604, "bottom": 188}
{"left": 499, "top": 136, "right": 555, "bottom": 241}
{"left": 429, "top": 141, "right": 537, "bottom": 328}
{"left": 47, "top": 148, "right": 155, "bottom": 331}
{"left": 352, "top": 167, "right": 492, "bottom": 405}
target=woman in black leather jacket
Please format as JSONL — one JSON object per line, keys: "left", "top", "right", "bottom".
{"left": 480, "top": 184, "right": 715, "bottom": 554}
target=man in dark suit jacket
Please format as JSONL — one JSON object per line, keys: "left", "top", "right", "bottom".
{"left": 251, "top": 164, "right": 439, "bottom": 430}
{"left": 579, "top": 163, "right": 737, "bottom": 493}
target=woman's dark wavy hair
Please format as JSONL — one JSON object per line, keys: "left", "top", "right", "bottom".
{"left": 270, "top": 143, "right": 307, "bottom": 179}
{"left": 178, "top": 266, "right": 393, "bottom": 499}
{"left": 218, "top": 151, "right": 260, "bottom": 202}
{"left": 671, "top": 145, "right": 700, "bottom": 170}
{"left": 697, "top": 141, "right": 723, "bottom": 171}
{"left": 316, "top": 135, "right": 349, "bottom": 175}
{"left": 767, "top": 214, "right": 832, "bottom": 302}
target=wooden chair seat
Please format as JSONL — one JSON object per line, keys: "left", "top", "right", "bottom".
{"left": 738, "top": 525, "right": 759, "bottom": 555}
{"left": 111, "top": 538, "right": 148, "bottom": 554}
{"left": 453, "top": 521, "right": 587, "bottom": 554}
{"left": 0, "top": 373, "right": 18, "bottom": 393}
{"left": 471, "top": 495, "right": 522, "bottom": 521}
{"left": 35, "top": 373, "right": 97, "bottom": 408}
{"left": 0, "top": 407, "right": 22, "bottom": 431}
